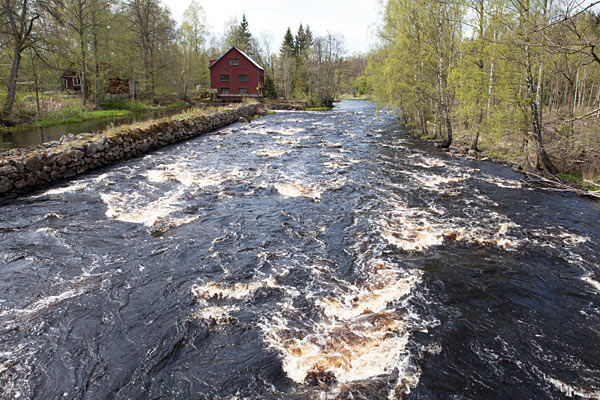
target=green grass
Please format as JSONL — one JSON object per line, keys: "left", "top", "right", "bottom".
{"left": 100, "top": 98, "right": 154, "bottom": 112}
{"left": 0, "top": 96, "right": 187, "bottom": 133}
{"left": 266, "top": 110, "right": 276, "bottom": 115}
{"left": 0, "top": 107, "right": 134, "bottom": 133}
{"left": 166, "top": 101, "right": 189, "bottom": 109}
{"left": 559, "top": 172, "right": 583, "bottom": 184}
{"left": 306, "top": 107, "right": 331, "bottom": 111}
{"left": 557, "top": 172, "right": 600, "bottom": 193}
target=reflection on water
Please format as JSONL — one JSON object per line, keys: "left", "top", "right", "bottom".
{"left": 0, "top": 107, "right": 185, "bottom": 152}
{"left": 0, "top": 100, "right": 599, "bottom": 399}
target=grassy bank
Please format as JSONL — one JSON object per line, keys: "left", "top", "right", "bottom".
{"left": 0, "top": 92, "right": 190, "bottom": 134}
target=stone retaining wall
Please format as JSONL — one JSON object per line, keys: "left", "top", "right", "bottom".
{"left": 0, "top": 104, "right": 260, "bottom": 197}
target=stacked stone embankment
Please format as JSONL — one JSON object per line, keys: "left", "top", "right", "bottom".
{"left": 0, "top": 104, "right": 260, "bottom": 197}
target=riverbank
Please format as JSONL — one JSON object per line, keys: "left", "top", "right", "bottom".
{"left": 0, "top": 103, "right": 262, "bottom": 197}
{"left": 413, "top": 131, "right": 600, "bottom": 202}
{"left": 0, "top": 97, "right": 189, "bottom": 135}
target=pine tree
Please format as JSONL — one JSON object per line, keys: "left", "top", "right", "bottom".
{"left": 305, "top": 25, "right": 313, "bottom": 48}
{"left": 279, "top": 27, "right": 296, "bottom": 98}
{"left": 239, "top": 14, "right": 252, "bottom": 51}
{"left": 294, "top": 24, "right": 306, "bottom": 56}
{"left": 281, "top": 27, "right": 295, "bottom": 56}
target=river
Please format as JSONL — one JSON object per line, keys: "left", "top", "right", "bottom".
{"left": 0, "top": 100, "right": 599, "bottom": 399}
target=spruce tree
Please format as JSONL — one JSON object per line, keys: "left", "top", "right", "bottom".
{"left": 295, "top": 24, "right": 306, "bottom": 56}
{"left": 281, "top": 27, "right": 295, "bottom": 56}
{"left": 239, "top": 14, "right": 252, "bottom": 50}
{"left": 305, "top": 25, "right": 313, "bottom": 48}
{"left": 233, "top": 14, "right": 252, "bottom": 53}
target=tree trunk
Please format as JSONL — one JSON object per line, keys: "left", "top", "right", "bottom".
{"left": 433, "top": 107, "right": 439, "bottom": 139}
{"left": 93, "top": 30, "right": 100, "bottom": 109}
{"left": 437, "top": 44, "right": 452, "bottom": 147}
{"left": 80, "top": 26, "right": 87, "bottom": 108}
{"left": 3, "top": 40, "right": 22, "bottom": 118}
{"left": 522, "top": 0, "right": 557, "bottom": 174}
{"left": 526, "top": 54, "right": 557, "bottom": 174}
{"left": 30, "top": 50, "right": 40, "bottom": 116}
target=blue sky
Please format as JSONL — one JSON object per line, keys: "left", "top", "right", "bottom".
{"left": 162, "top": 0, "right": 382, "bottom": 55}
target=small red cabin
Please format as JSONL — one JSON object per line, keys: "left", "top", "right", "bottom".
{"left": 62, "top": 70, "right": 82, "bottom": 93}
{"left": 209, "top": 47, "right": 264, "bottom": 97}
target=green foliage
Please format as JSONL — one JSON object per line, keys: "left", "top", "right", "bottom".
{"left": 363, "top": 0, "right": 600, "bottom": 175}
{"left": 281, "top": 28, "right": 295, "bottom": 55}
{"left": 225, "top": 14, "right": 253, "bottom": 53}
{"left": 559, "top": 172, "right": 583, "bottom": 184}
{"left": 354, "top": 75, "right": 370, "bottom": 97}
{"left": 100, "top": 98, "right": 150, "bottom": 111}
{"left": 263, "top": 74, "right": 277, "bottom": 98}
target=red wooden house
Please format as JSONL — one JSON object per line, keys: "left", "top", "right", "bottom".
{"left": 209, "top": 47, "right": 264, "bottom": 97}
{"left": 62, "top": 70, "right": 82, "bottom": 93}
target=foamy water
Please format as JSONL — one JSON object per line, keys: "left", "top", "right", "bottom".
{"left": 262, "top": 266, "right": 422, "bottom": 387}
{"left": 1, "top": 101, "right": 599, "bottom": 399}
{"left": 275, "top": 182, "right": 322, "bottom": 200}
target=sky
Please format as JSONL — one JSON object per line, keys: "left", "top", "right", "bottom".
{"left": 161, "top": 0, "right": 382, "bottom": 55}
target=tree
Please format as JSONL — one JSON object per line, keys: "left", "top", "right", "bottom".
{"left": 89, "top": 0, "right": 113, "bottom": 108}
{"left": 1, "top": 0, "right": 44, "bottom": 117}
{"left": 254, "top": 33, "right": 277, "bottom": 97}
{"left": 307, "top": 33, "right": 345, "bottom": 107}
{"left": 281, "top": 27, "right": 294, "bottom": 53}
{"left": 294, "top": 24, "right": 306, "bottom": 56}
{"left": 366, "top": 0, "right": 463, "bottom": 147}
{"left": 225, "top": 13, "right": 252, "bottom": 54}
{"left": 60, "top": 0, "right": 92, "bottom": 108}
{"left": 506, "top": 0, "right": 558, "bottom": 173}
{"left": 279, "top": 27, "right": 295, "bottom": 98}
{"left": 180, "top": 0, "right": 207, "bottom": 95}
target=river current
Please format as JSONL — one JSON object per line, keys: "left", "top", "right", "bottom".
{"left": 0, "top": 100, "right": 599, "bottom": 399}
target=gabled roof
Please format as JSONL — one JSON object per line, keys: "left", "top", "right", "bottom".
{"left": 209, "top": 46, "right": 264, "bottom": 71}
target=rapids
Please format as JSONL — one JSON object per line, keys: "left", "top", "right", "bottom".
{"left": 0, "top": 100, "right": 599, "bottom": 399}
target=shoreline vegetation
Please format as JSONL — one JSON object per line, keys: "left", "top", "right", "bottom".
{"left": 407, "top": 121, "right": 600, "bottom": 203}
{"left": 0, "top": 94, "right": 190, "bottom": 134}
{"left": 361, "top": 0, "right": 600, "bottom": 202}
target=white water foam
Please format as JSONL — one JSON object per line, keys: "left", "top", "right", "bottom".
{"left": 546, "top": 376, "right": 600, "bottom": 399}
{"left": 260, "top": 259, "right": 422, "bottom": 394}
{"left": 275, "top": 182, "right": 322, "bottom": 200}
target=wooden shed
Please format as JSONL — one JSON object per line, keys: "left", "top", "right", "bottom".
{"left": 62, "top": 70, "right": 82, "bottom": 93}
{"left": 209, "top": 47, "right": 264, "bottom": 97}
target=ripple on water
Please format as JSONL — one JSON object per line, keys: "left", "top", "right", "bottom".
{"left": 1, "top": 101, "right": 599, "bottom": 399}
